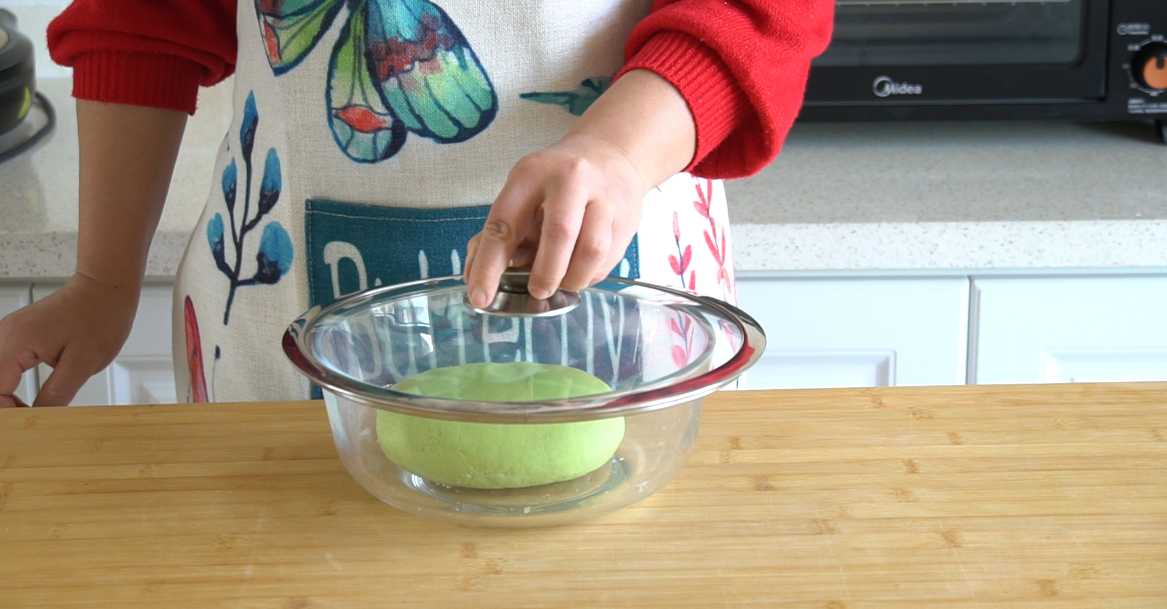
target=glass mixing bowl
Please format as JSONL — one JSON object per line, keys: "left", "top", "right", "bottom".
{"left": 283, "top": 272, "right": 764, "bottom": 527}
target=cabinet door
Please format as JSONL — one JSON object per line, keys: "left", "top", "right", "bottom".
{"left": 34, "top": 284, "right": 177, "bottom": 406}
{"left": 735, "top": 277, "right": 969, "bottom": 390}
{"left": 0, "top": 286, "right": 37, "bottom": 404}
{"left": 971, "top": 276, "right": 1167, "bottom": 384}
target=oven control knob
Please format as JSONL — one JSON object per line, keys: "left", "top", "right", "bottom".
{"left": 1132, "top": 42, "right": 1167, "bottom": 92}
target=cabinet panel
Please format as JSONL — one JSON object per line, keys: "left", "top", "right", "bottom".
{"left": 971, "top": 276, "right": 1167, "bottom": 384}
{"left": 742, "top": 351, "right": 895, "bottom": 390}
{"left": 0, "top": 285, "right": 37, "bottom": 404}
{"left": 109, "top": 357, "right": 179, "bottom": 404}
{"left": 1041, "top": 350, "right": 1167, "bottom": 383}
{"left": 736, "top": 277, "right": 969, "bottom": 389}
{"left": 33, "top": 284, "right": 176, "bottom": 406}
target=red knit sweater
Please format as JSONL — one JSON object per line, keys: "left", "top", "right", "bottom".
{"left": 47, "top": 1, "right": 832, "bottom": 178}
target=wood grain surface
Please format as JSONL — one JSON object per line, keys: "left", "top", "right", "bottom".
{"left": 1, "top": 383, "right": 1165, "bottom": 609}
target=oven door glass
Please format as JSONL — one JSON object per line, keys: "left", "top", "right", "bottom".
{"left": 807, "top": 0, "right": 1108, "bottom": 104}
{"left": 820, "top": 0, "right": 1086, "bottom": 67}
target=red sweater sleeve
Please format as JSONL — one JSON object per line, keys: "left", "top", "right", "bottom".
{"left": 619, "top": 0, "right": 834, "bottom": 178}
{"left": 47, "top": 1, "right": 237, "bottom": 114}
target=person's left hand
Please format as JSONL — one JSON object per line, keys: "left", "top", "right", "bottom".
{"left": 463, "top": 132, "right": 649, "bottom": 307}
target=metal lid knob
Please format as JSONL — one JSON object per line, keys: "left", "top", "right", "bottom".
{"left": 470, "top": 269, "right": 581, "bottom": 317}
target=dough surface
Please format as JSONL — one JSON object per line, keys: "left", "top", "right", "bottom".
{"left": 376, "top": 362, "right": 625, "bottom": 489}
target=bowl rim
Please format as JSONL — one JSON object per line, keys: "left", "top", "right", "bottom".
{"left": 283, "top": 274, "right": 766, "bottom": 423}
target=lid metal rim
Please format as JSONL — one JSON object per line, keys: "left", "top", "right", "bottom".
{"left": 282, "top": 327, "right": 722, "bottom": 423}
{"left": 283, "top": 275, "right": 766, "bottom": 423}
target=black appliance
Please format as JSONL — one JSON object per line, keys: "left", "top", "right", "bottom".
{"left": 801, "top": 0, "right": 1167, "bottom": 143}
{"left": 0, "top": 8, "right": 53, "bottom": 163}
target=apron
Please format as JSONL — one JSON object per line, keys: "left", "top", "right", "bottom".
{"left": 173, "top": 0, "right": 737, "bottom": 403}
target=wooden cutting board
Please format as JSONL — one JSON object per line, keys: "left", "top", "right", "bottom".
{"left": 1, "top": 383, "right": 1165, "bottom": 609}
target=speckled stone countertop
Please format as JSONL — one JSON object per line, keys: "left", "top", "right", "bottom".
{"left": 0, "top": 79, "right": 229, "bottom": 281}
{"left": 726, "top": 119, "right": 1167, "bottom": 272}
{"left": 2, "top": 78, "right": 1165, "bottom": 281}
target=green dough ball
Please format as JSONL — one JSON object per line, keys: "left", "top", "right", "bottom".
{"left": 376, "top": 362, "right": 625, "bottom": 490}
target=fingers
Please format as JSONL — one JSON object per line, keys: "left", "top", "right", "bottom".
{"left": 34, "top": 350, "right": 88, "bottom": 407}
{"left": 468, "top": 218, "right": 517, "bottom": 308}
{"left": 0, "top": 348, "right": 39, "bottom": 408}
{"left": 529, "top": 183, "right": 588, "bottom": 299}
{"left": 586, "top": 240, "right": 632, "bottom": 288}
{"left": 560, "top": 202, "right": 612, "bottom": 292}
{"left": 590, "top": 253, "right": 622, "bottom": 287}
{"left": 472, "top": 145, "right": 643, "bottom": 303}
{"left": 465, "top": 234, "right": 536, "bottom": 279}
{"left": 466, "top": 177, "right": 538, "bottom": 308}
{"left": 0, "top": 360, "right": 25, "bottom": 405}
{"left": 509, "top": 242, "right": 537, "bottom": 269}
{"left": 463, "top": 234, "right": 480, "bottom": 280}
{"left": 587, "top": 203, "right": 640, "bottom": 287}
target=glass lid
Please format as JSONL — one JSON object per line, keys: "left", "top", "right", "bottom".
{"left": 283, "top": 272, "right": 765, "bottom": 422}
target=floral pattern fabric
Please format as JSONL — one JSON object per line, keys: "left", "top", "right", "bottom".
{"left": 172, "top": 0, "right": 737, "bottom": 404}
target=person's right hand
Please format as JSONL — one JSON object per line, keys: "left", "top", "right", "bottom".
{"left": 0, "top": 274, "right": 138, "bottom": 406}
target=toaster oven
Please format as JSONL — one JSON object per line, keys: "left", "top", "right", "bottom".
{"left": 801, "top": 0, "right": 1167, "bottom": 143}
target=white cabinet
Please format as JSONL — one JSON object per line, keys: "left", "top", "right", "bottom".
{"left": 971, "top": 276, "right": 1167, "bottom": 384}
{"left": 33, "top": 284, "right": 177, "bottom": 406}
{"left": 0, "top": 286, "right": 37, "bottom": 404}
{"left": 735, "top": 276, "right": 969, "bottom": 389}
{"left": 7, "top": 272, "right": 1163, "bottom": 404}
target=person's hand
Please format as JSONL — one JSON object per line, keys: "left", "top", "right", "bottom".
{"left": 0, "top": 100, "right": 185, "bottom": 407}
{"left": 463, "top": 133, "right": 649, "bottom": 307}
{"left": 464, "top": 69, "right": 697, "bottom": 306}
{"left": 0, "top": 274, "right": 138, "bottom": 406}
